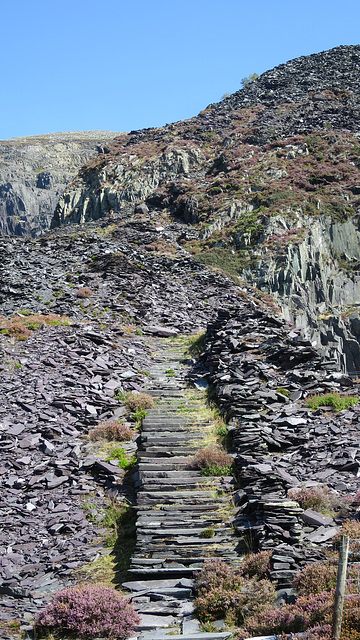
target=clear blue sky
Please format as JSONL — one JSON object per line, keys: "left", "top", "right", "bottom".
{"left": 1, "top": 0, "right": 359, "bottom": 140}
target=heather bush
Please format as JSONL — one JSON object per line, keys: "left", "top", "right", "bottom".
{"left": 76, "top": 286, "right": 94, "bottom": 298}
{"left": 286, "top": 623, "right": 332, "bottom": 639}
{"left": 123, "top": 392, "right": 155, "bottom": 411}
{"left": 341, "top": 596, "right": 360, "bottom": 639}
{"left": 288, "top": 484, "right": 344, "bottom": 515}
{"left": 35, "top": 583, "right": 140, "bottom": 638}
{"left": 236, "top": 590, "right": 334, "bottom": 639}
{"left": 88, "top": 420, "right": 135, "bottom": 442}
{"left": 292, "top": 560, "right": 337, "bottom": 595}
{"left": 190, "top": 446, "right": 233, "bottom": 476}
{"left": 334, "top": 517, "right": 360, "bottom": 542}
{"left": 239, "top": 550, "right": 272, "bottom": 579}
{"left": 194, "top": 558, "right": 276, "bottom": 625}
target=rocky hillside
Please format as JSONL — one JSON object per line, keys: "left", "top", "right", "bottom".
{"left": 0, "top": 131, "right": 119, "bottom": 237}
{"left": 50, "top": 45, "right": 360, "bottom": 374}
{"left": 0, "top": 212, "right": 359, "bottom": 639}
{"left": 1, "top": 45, "right": 360, "bottom": 639}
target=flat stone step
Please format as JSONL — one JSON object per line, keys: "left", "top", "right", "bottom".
{"left": 146, "top": 388, "right": 185, "bottom": 395}
{"left": 127, "top": 566, "right": 199, "bottom": 577}
{"left": 136, "top": 526, "right": 230, "bottom": 536}
{"left": 136, "top": 516, "right": 228, "bottom": 527}
{"left": 137, "top": 614, "right": 178, "bottom": 630}
{"left": 137, "top": 504, "right": 229, "bottom": 512}
{"left": 142, "top": 417, "right": 189, "bottom": 427}
{"left": 137, "top": 461, "right": 192, "bottom": 470}
{"left": 139, "top": 470, "right": 202, "bottom": 479}
{"left": 130, "top": 556, "right": 236, "bottom": 566}
{"left": 123, "top": 578, "right": 191, "bottom": 591}
{"left": 134, "top": 542, "right": 236, "bottom": 553}
{"left": 137, "top": 492, "right": 227, "bottom": 505}
{"left": 141, "top": 434, "right": 201, "bottom": 443}
{"left": 140, "top": 632, "right": 231, "bottom": 640}
{"left": 139, "top": 479, "right": 218, "bottom": 490}
{"left": 137, "top": 447, "right": 199, "bottom": 456}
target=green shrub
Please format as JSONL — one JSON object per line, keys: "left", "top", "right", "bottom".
{"left": 306, "top": 392, "right": 359, "bottom": 412}
{"left": 200, "top": 462, "right": 234, "bottom": 476}
{"left": 106, "top": 447, "right": 136, "bottom": 470}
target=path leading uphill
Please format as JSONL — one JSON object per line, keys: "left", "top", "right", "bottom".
{"left": 122, "top": 340, "right": 239, "bottom": 640}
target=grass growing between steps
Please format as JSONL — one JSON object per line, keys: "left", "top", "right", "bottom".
{"left": 74, "top": 501, "right": 136, "bottom": 588}
{"left": 173, "top": 387, "right": 228, "bottom": 444}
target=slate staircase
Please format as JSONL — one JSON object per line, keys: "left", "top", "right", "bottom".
{"left": 122, "top": 344, "right": 239, "bottom": 640}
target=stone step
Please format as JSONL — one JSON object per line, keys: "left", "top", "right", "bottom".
{"left": 136, "top": 525, "right": 231, "bottom": 536}
{"left": 141, "top": 434, "right": 201, "bottom": 443}
{"left": 137, "top": 491, "right": 227, "bottom": 505}
{"left": 123, "top": 577, "right": 192, "bottom": 591}
{"left": 137, "top": 461, "right": 192, "bottom": 470}
{"left": 139, "top": 477, "right": 218, "bottom": 487}
{"left": 137, "top": 447, "right": 199, "bottom": 456}
{"left": 139, "top": 633, "right": 231, "bottom": 640}
{"left": 137, "top": 504, "right": 228, "bottom": 512}
{"left": 139, "top": 470, "right": 202, "bottom": 479}
{"left": 132, "top": 551, "right": 240, "bottom": 561}
{"left": 148, "top": 404, "right": 201, "bottom": 412}
{"left": 129, "top": 556, "right": 235, "bottom": 567}
{"left": 136, "top": 516, "right": 228, "bottom": 527}
{"left": 137, "top": 455, "right": 191, "bottom": 463}
{"left": 146, "top": 390, "right": 185, "bottom": 398}
{"left": 134, "top": 542, "right": 236, "bottom": 553}
{"left": 128, "top": 565, "right": 200, "bottom": 576}
{"left": 142, "top": 417, "right": 189, "bottom": 428}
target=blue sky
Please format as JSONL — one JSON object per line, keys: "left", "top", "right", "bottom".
{"left": 1, "top": 0, "right": 359, "bottom": 140}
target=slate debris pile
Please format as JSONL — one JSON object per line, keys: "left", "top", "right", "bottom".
{"left": 210, "top": 45, "right": 360, "bottom": 141}
{"left": 202, "top": 304, "right": 360, "bottom": 587}
{"left": 1, "top": 212, "right": 360, "bottom": 635}
{"left": 0, "top": 320, "right": 157, "bottom": 633}
{"left": 0, "top": 215, "right": 241, "bottom": 332}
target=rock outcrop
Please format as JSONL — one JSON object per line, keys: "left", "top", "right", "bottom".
{"left": 47, "top": 45, "right": 360, "bottom": 374}
{"left": 0, "top": 131, "right": 119, "bottom": 237}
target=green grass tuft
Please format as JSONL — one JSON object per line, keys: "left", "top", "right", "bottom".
{"left": 306, "top": 392, "right": 359, "bottom": 412}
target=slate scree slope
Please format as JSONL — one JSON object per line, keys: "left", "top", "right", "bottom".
{"left": 0, "top": 45, "right": 360, "bottom": 638}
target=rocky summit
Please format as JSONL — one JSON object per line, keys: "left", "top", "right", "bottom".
{"left": 0, "top": 45, "right": 360, "bottom": 639}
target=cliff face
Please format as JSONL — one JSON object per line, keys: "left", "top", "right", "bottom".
{"left": 0, "top": 131, "right": 119, "bottom": 237}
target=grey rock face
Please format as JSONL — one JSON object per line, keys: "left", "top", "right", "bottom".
{"left": 243, "top": 214, "right": 360, "bottom": 374}
{"left": 0, "top": 131, "right": 119, "bottom": 237}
